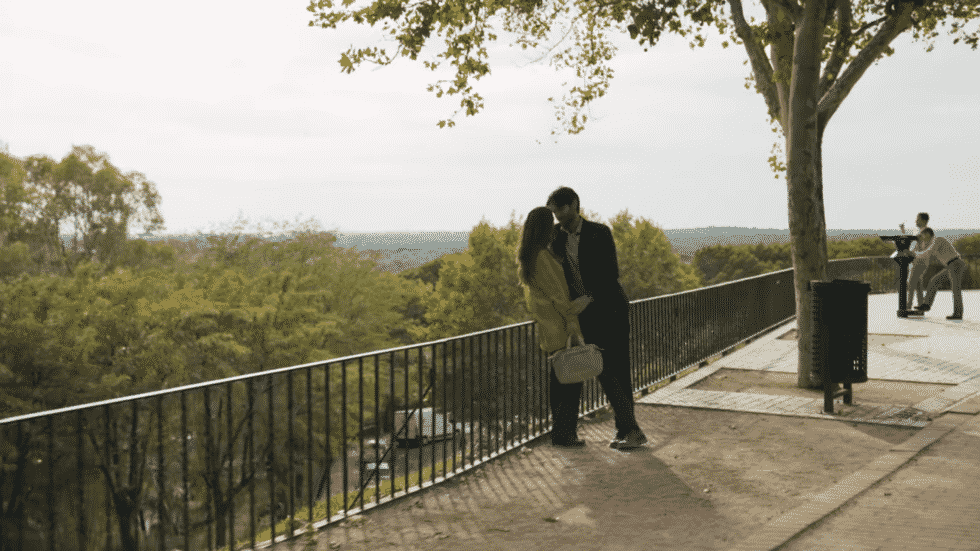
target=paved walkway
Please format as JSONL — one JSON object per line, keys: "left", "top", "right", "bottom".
{"left": 640, "top": 292, "right": 980, "bottom": 428}
{"left": 287, "top": 291, "right": 980, "bottom": 551}
{"left": 707, "top": 291, "right": 980, "bottom": 551}
{"left": 778, "top": 412, "right": 980, "bottom": 551}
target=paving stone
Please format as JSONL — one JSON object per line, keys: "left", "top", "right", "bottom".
{"left": 945, "top": 394, "right": 980, "bottom": 414}
{"left": 915, "top": 396, "right": 953, "bottom": 412}
{"left": 778, "top": 416, "right": 980, "bottom": 551}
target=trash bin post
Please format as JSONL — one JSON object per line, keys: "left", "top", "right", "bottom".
{"left": 810, "top": 279, "right": 871, "bottom": 414}
{"left": 879, "top": 235, "right": 919, "bottom": 317}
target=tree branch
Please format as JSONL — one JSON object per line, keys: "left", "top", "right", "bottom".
{"left": 764, "top": 0, "right": 796, "bottom": 128}
{"left": 768, "top": 0, "right": 803, "bottom": 21}
{"left": 854, "top": 14, "right": 889, "bottom": 38}
{"left": 526, "top": 13, "right": 583, "bottom": 65}
{"left": 819, "top": 0, "right": 852, "bottom": 98}
{"left": 729, "top": 0, "right": 781, "bottom": 124}
{"left": 818, "top": 3, "right": 914, "bottom": 128}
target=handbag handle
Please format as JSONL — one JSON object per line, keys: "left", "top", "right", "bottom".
{"left": 565, "top": 335, "right": 603, "bottom": 352}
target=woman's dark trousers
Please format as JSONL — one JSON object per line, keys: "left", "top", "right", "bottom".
{"left": 549, "top": 363, "right": 584, "bottom": 442}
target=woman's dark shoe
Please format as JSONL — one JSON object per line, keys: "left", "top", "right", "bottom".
{"left": 947, "top": 314, "right": 963, "bottom": 320}
{"left": 552, "top": 437, "right": 586, "bottom": 448}
{"left": 915, "top": 303, "right": 931, "bottom": 312}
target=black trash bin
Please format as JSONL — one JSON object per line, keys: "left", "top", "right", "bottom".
{"left": 809, "top": 279, "right": 870, "bottom": 388}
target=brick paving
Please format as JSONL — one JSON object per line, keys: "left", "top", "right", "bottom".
{"left": 285, "top": 406, "right": 918, "bottom": 551}
{"left": 777, "top": 413, "right": 980, "bottom": 551}
{"left": 720, "top": 292, "right": 980, "bottom": 551}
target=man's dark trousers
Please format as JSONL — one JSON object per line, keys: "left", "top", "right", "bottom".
{"left": 578, "top": 301, "right": 639, "bottom": 437}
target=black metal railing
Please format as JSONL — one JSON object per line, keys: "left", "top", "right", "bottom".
{"left": 823, "top": 253, "right": 980, "bottom": 295}
{"left": 3, "top": 254, "right": 974, "bottom": 551}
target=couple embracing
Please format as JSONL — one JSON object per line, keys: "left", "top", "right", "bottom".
{"left": 516, "top": 187, "right": 648, "bottom": 450}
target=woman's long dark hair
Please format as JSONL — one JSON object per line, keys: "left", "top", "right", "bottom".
{"left": 517, "top": 207, "right": 557, "bottom": 286}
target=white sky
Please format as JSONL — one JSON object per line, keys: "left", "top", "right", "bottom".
{"left": 1, "top": 0, "right": 977, "bottom": 235}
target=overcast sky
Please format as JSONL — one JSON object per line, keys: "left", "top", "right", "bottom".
{"left": 2, "top": 0, "right": 977, "bottom": 235}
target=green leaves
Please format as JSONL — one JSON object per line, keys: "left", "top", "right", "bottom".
{"left": 11, "top": 145, "right": 166, "bottom": 276}
{"left": 412, "top": 216, "right": 525, "bottom": 340}
{"left": 339, "top": 52, "right": 355, "bottom": 72}
{"left": 0, "top": 216, "right": 433, "bottom": 417}
{"left": 694, "top": 243, "right": 791, "bottom": 285}
{"left": 609, "top": 210, "right": 703, "bottom": 299}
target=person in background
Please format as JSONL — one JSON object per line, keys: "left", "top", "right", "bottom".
{"left": 517, "top": 206, "right": 592, "bottom": 448}
{"left": 906, "top": 212, "right": 932, "bottom": 311}
{"left": 547, "top": 187, "right": 648, "bottom": 450}
{"left": 913, "top": 227, "right": 965, "bottom": 320}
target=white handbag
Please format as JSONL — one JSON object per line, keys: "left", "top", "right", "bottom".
{"left": 548, "top": 336, "right": 603, "bottom": 384}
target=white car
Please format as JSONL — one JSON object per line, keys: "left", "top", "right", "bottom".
{"left": 393, "top": 408, "right": 468, "bottom": 447}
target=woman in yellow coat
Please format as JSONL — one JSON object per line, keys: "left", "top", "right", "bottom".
{"left": 517, "top": 207, "right": 593, "bottom": 448}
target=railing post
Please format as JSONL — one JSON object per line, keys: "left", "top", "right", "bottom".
{"left": 227, "top": 381, "right": 235, "bottom": 549}
{"left": 76, "top": 410, "right": 86, "bottom": 551}
{"left": 156, "top": 395, "right": 165, "bottom": 551}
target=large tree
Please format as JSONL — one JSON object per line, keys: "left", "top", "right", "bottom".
{"left": 22, "top": 145, "right": 165, "bottom": 273}
{"left": 308, "top": 0, "right": 977, "bottom": 388}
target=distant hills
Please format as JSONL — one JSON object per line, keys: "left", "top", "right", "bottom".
{"left": 134, "top": 227, "right": 980, "bottom": 273}
{"left": 330, "top": 232, "right": 469, "bottom": 272}
{"left": 329, "top": 228, "right": 980, "bottom": 269}
{"left": 660, "top": 227, "right": 980, "bottom": 258}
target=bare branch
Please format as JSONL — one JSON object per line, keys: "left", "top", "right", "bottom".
{"left": 819, "top": 0, "right": 852, "bottom": 98}
{"left": 818, "top": 3, "right": 914, "bottom": 128}
{"left": 526, "top": 13, "right": 584, "bottom": 65}
{"left": 854, "top": 14, "right": 889, "bottom": 37}
{"left": 729, "top": 0, "right": 781, "bottom": 124}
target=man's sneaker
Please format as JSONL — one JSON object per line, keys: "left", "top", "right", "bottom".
{"left": 610, "top": 429, "right": 648, "bottom": 449}
{"left": 947, "top": 314, "right": 963, "bottom": 321}
{"left": 914, "top": 304, "right": 931, "bottom": 312}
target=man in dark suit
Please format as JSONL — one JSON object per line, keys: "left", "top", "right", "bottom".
{"left": 547, "top": 187, "right": 648, "bottom": 449}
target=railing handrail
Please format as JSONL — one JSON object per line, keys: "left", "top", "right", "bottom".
{"left": 3, "top": 253, "right": 963, "bottom": 425}
{"left": 638, "top": 266, "right": 793, "bottom": 301}
{"left": 0, "top": 317, "right": 536, "bottom": 425}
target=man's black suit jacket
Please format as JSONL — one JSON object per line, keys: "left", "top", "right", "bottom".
{"left": 551, "top": 219, "right": 629, "bottom": 312}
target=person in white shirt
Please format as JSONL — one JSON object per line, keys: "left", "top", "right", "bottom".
{"left": 905, "top": 212, "right": 931, "bottom": 310}
{"left": 913, "top": 228, "right": 965, "bottom": 320}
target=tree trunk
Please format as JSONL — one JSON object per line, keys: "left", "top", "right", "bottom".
{"left": 113, "top": 492, "right": 140, "bottom": 551}
{"left": 214, "top": 486, "right": 228, "bottom": 549}
{"left": 786, "top": 0, "right": 830, "bottom": 389}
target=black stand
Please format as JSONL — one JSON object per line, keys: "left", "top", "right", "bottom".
{"left": 824, "top": 380, "right": 853, "bottom": 414}
{"left": 880, "top": 235, "right": 918, "bottom": 318}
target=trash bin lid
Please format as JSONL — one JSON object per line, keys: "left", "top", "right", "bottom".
{"left": 809, "top": 279, "right": 871, "bottom": 292}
